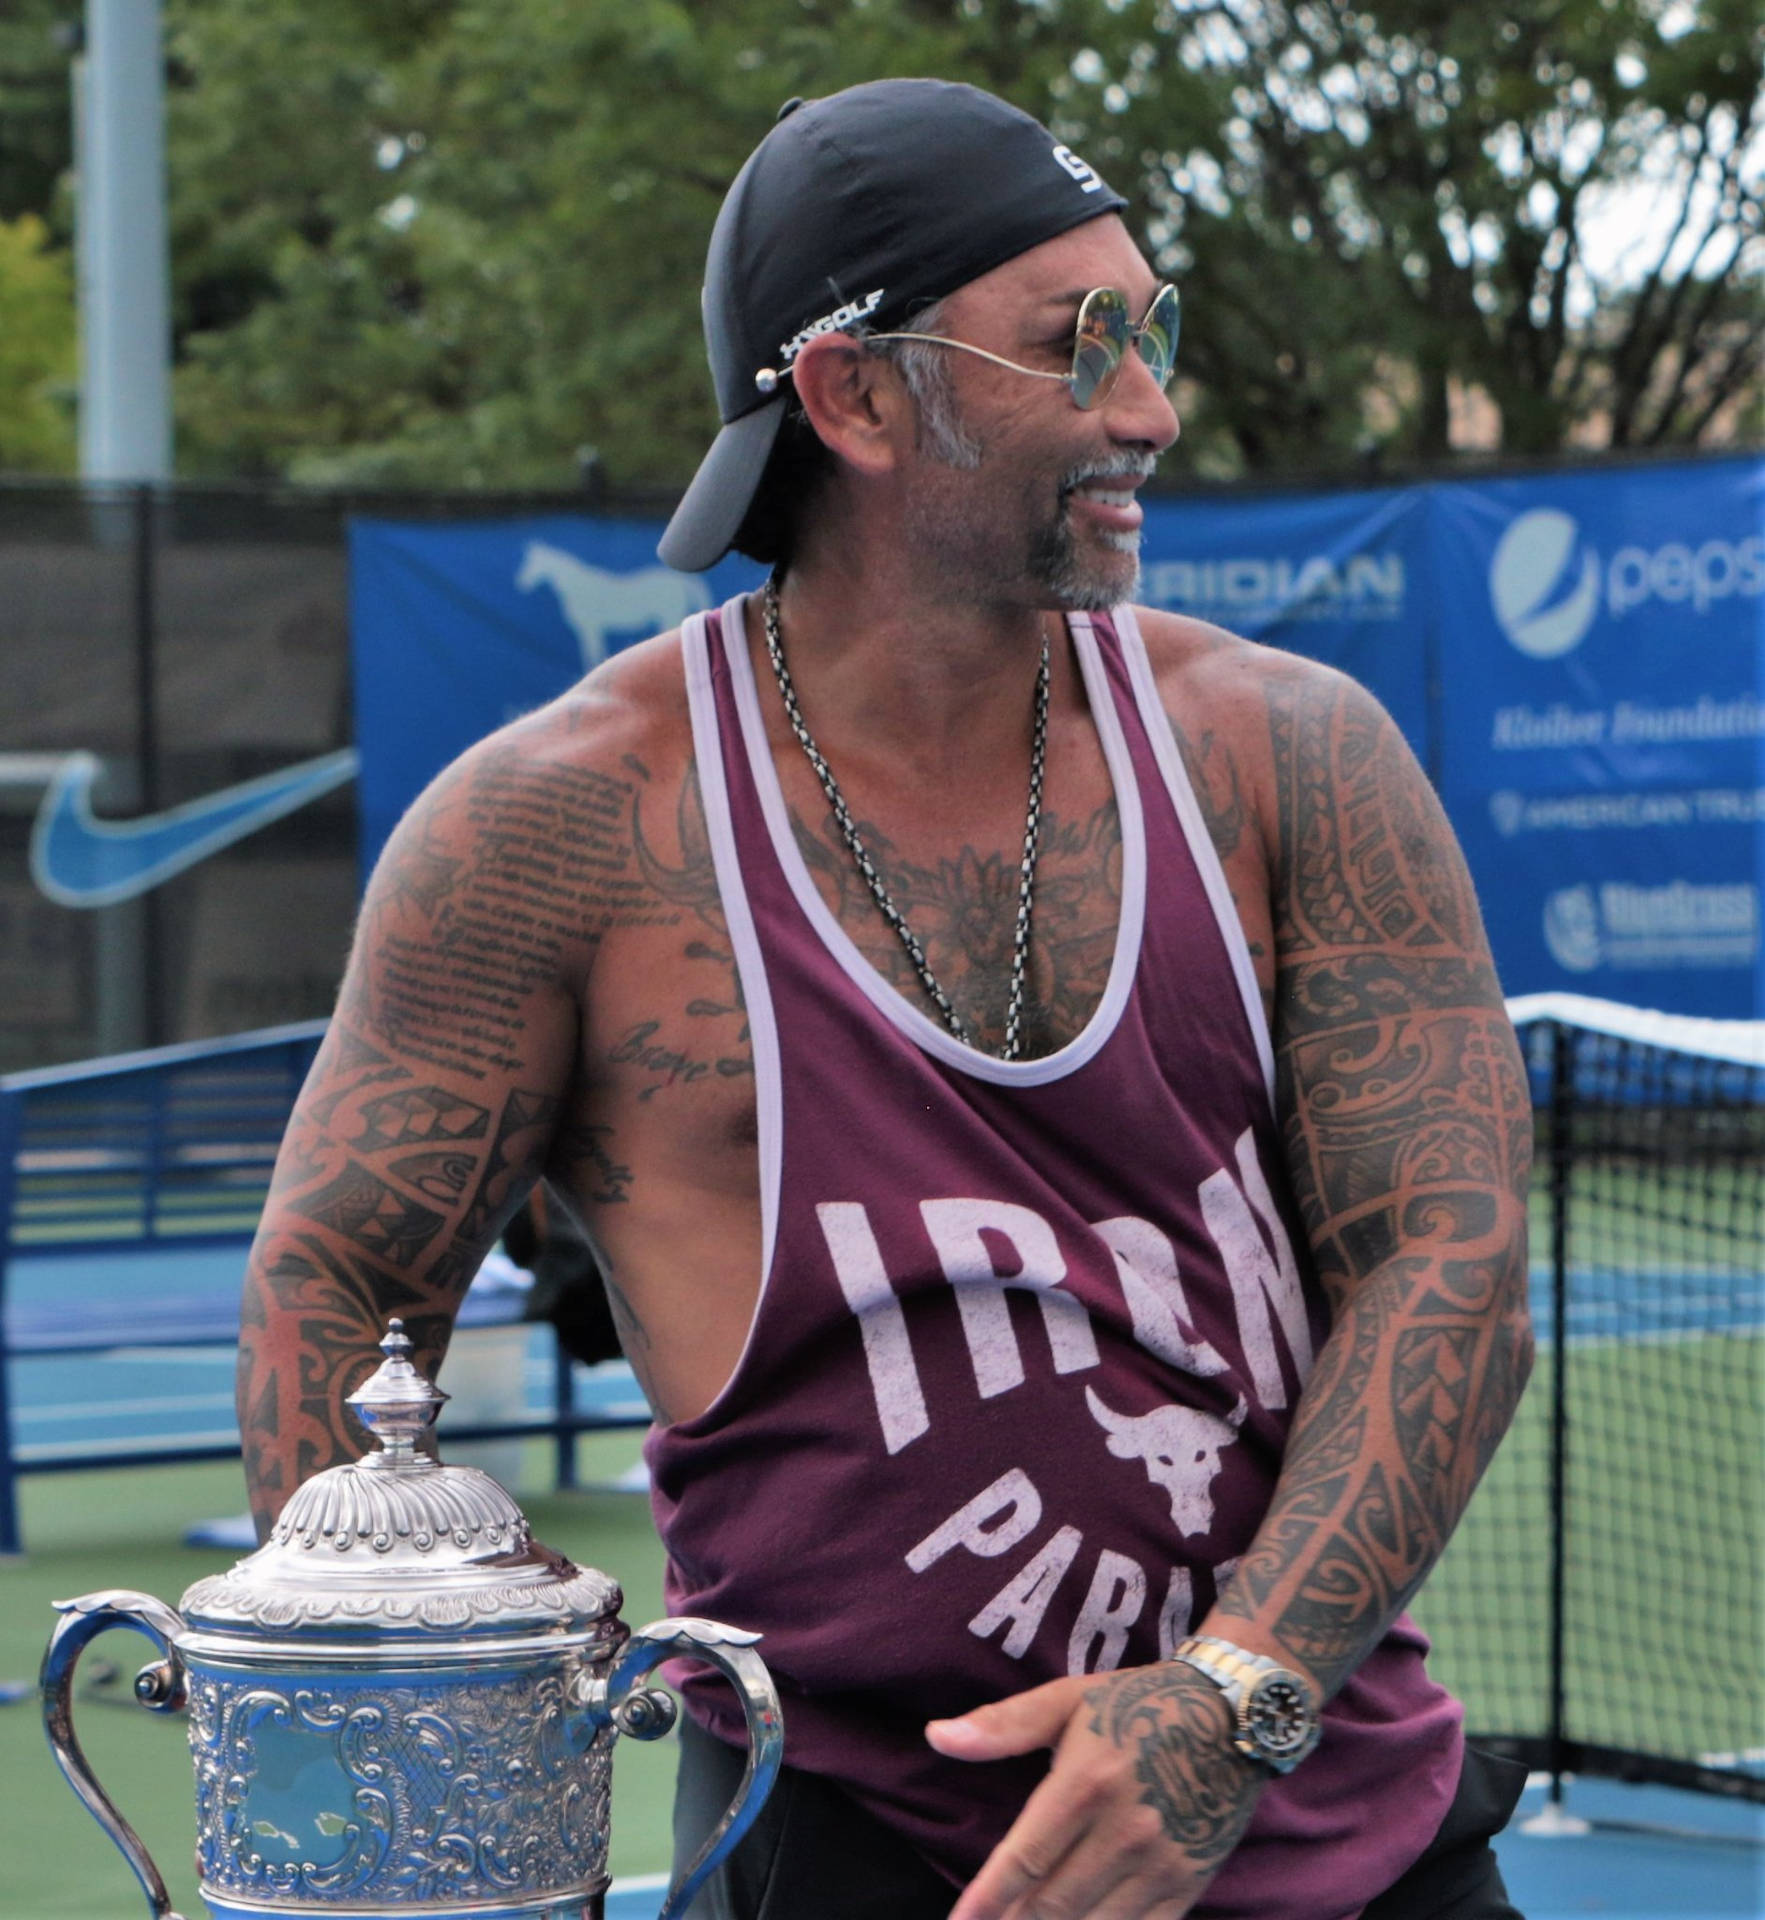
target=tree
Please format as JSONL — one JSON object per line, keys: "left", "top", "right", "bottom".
{"left": 0, "top": 1, "right": 77, "bottom": 474}
{"left": 140, "top": 0, "right": 1765, "bottom": 486}
{"left": 1073, "top": 0, "right": 1765, "bottom": 470}
{"left": 0, "top": 2, "right": 76, "bottom": 230}
{"left": 0, "top": 212, "right": 76, "bottom": 471}
{"left": 165, "top": 0, "right": 1130, "bottom": 487}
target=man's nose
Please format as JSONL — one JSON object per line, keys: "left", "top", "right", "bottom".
{"left": 1105, "top": 345, "right": 1180, "bottom": 450}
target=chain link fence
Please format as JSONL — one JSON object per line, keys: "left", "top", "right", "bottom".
{"left": 0, "top": 478, "right": 628, "bottom": 1073}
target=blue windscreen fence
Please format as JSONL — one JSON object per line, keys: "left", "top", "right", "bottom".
{"left": 351, "top": 452, "right": 1764, "bottom": 1015}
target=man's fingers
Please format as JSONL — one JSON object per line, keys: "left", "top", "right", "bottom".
{"left": 948, "top": 1766, "right": 1091, "bottom": 1920}
{"left": 951, "top": 1828, "right": 1070, "bottom": 1919}
{"left": 1037, "top": 1877, "right": 1195, "bottom": 1920}
{"left": 998, "top": 1810, "right": 1159, "bottom": 1920}
{"left": 927, "top": 1674, "right": 1089, "bottom": 1761}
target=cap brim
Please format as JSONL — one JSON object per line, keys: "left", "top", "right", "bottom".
{"left": 658, "top": 398, "right": 789, "bottom": 574}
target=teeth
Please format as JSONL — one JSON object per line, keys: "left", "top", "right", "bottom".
{"left": 1080, "top": 488, "right": 1135, "bottom": 507}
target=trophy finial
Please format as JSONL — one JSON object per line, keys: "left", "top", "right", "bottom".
{"left": 346, "top": 1317, "right": 449, "bottom": 1466}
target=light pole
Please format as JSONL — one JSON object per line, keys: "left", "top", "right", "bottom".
{"left": 76, "top": 0, "right": 171, "bottom": 483}
{"left": 72, "top": 0, "right": 172, "bottom": 1050}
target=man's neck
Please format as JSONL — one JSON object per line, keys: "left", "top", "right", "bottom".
{"left": 757, "top": 551, "right": 1081, "bottom": 772}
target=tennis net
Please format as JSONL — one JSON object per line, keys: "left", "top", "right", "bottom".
{"left": 1412, "top": 993, "right": 1764, "bottom": 1806}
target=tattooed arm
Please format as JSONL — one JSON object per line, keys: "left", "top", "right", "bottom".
{"left": 236, "top": 710, "right": 645, "bottom": 1539}
{"left": 1207, "top": 667, "right": 1534, "bottom": 1688}
{"left": 937, "top": 656, "right": 1532, "bottom": 1920}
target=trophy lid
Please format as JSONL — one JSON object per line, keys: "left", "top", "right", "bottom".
{"left": 181, "top": 1321, "right": 622, "bottom": 1642}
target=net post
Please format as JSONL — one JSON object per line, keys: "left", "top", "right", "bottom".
{"left": 0, "top": 1083, "right": 22, "bottom": 1556}
{"left": 554, "top": 1341, "right": 579, "bottom": 1491}
{"left": 131, "top": 479, "right": 164, "bottom": 1048}
{"left": 1545, "top": 1017, "right": 1573, "bottom": 1812}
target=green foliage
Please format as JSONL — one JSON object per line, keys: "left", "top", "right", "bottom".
{"left": 165, "top": 0, "right": 1120, "bottom": 486}
{"left": 12, "top": 0, "right": 1755, "bottom": 487}
{"left": 0, "top": 0, "right": 76, "bottom": 230}
{"left": 1085, "top": 0, "right": 1765, "bottom": 468}
{"left": 0, "top": 211, "right": 76, "bottom": 472}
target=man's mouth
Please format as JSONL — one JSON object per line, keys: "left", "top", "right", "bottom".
{"left": 1065, "top": 478, "right": 1145, "bottom": 534}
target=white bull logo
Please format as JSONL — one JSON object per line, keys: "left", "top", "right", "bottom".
{"left": 1085, "top": 1386, "right": 1248, "bottom": 1537}
{"left": 516, "top": 543, "right": 711, "bottom": 671}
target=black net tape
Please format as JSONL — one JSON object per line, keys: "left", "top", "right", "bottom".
{"left": 1414, "top": 1010, "right": 1764, "bottom": 1802}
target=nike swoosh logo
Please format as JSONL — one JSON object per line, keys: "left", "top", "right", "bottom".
{"left": 30, "top": 748, "right": 360, "bottom": 907}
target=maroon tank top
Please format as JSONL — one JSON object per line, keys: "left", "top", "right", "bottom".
{"left": 647, "top": 598, "right": 1462, "bottom": 1920}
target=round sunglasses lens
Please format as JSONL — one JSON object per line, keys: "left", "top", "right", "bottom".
{"left": 1070, "top": 288, "right": 1130, "bottom": 408}
{"left": 1134, "top": 286, "right": 1182, "bottom": 388}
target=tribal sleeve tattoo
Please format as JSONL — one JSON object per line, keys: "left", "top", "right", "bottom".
{"left": 1211, "top": 670, "right": 1534, "bottom": 1697}
{"left": 236, "top": 732, "right": 680, "bottom": 1540}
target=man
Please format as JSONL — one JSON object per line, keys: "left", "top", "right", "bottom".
{"left": 238, "top": 79, "right": 1534, "bottom": 1920}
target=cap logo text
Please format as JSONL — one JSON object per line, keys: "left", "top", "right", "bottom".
{"left": 780, "top": 289, "right": 886, "bottom": 365}
{"left": 1052, "top": 144, "right": 1105, "bottom": 193}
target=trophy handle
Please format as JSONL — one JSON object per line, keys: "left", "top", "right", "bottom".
{"left": 41, "top": 1589, "right": 190, "bottom": 1920}
{"left": 578, "top": 1614, "right": 783, "bottom": 1920}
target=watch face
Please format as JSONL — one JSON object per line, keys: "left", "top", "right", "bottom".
{"left": 1245, "top": 1674, "right": 1316, "bottom": 1761}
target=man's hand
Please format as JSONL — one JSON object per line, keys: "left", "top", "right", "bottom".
{"left": 929, "top": 1663, "right": 1264, "bottom": 1920}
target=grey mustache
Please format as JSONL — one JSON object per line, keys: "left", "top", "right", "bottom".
{"left": 1060, "top": 458, "right": 1157, "bottom": 493}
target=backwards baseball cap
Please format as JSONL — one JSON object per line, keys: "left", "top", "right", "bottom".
{"left": 657, "top": 78, "right": 1128, "bottom": 574}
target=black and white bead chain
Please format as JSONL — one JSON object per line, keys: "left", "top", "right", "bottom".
{"left": 761, "top": 573, "right": 1049, "bottom": 1061}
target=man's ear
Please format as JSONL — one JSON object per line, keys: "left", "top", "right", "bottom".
{"left": 791, "top": 332, "right": 912, "bottom": 478}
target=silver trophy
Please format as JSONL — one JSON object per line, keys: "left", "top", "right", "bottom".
{"left": 42, "top": 1320, "right": 783, "bottom": 1920}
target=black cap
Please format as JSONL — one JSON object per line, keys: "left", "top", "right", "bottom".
{"left": 658, "top": 79, "right": 1129, "bottom": 573}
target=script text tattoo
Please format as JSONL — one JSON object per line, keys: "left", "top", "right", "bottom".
{"left": 239, "top": 736, "right": 703, "bottom": 1534}
{"left": 350, "top": 746, "right": 683, "bottom": 1085}
{"left": 1215, "top": 672, "right": 1532, "bottom": 1691}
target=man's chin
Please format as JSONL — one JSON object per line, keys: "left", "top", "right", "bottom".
{"left": 1035, "top": 538, "right": 1141, "bottom": 612}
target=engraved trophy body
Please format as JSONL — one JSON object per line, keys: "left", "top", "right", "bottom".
{"left": 42, "top": 1322, "right": 782, "bottom": 1920}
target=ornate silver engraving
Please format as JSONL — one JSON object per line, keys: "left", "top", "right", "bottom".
{"left": 271, "top": 1457, "right": 529, "bottom": 1558}
{"left": 189, "top": 1665, "right": 614, "bottom": 1905}
{"left": 180, "top": 1562, "right": 623, "bottom": 1636}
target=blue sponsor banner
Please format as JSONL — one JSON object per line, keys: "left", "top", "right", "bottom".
{"left": 1431, "top": 456, "right": 1764, "bottom": 1015}
{"left": 348, "top": 515, "right": 760, "bottom": 876}
{"left": 1138, "top": 486, "right": 1435, "bottom": 762}
{"left": 348, "top": 456, "right": 1763, "bottom": 1016}
{"left": 351, "top": 491, "right": 1436, "bottom": 878}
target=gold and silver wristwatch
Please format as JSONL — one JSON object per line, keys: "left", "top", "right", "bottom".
{"left": 1173, "top": 1635, "right": 1321, "bottom": 1776}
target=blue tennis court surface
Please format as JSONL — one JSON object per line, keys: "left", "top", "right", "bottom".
{"left": 605, "top": 1875, "right": 669, "bottom": 1919}
{"left": 5, "top": 1242, "right": 647, "bottom": 1463}
{"left": 1534, "top": 1263, "right": 1765, "bottom": 1346}
{"left": 1499, "top": 1777, "right": 1762, "bottom": 1916}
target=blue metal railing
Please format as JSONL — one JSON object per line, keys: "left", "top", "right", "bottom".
{"left": 0, "top": 1022, "right": 329, "bottom": 1552}
{"left": 0, "top": 1020, "right": 625, "bottom": 1553}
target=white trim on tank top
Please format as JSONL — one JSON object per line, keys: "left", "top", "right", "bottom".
{"left": 716, "top": 593, "right": 1149, "bottom": 1088}
{"left": 1111, "top": 603, "right": 1278, "bottom": 1112}
{"left": 681, "top": 610, "right": 785, "bottom": 1319}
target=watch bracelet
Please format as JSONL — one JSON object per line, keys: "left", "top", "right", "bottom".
{"left": 1172, "top": 1634, "right": 1320, "bottom": 1775}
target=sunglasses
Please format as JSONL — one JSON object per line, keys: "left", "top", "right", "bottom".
{"left": 868, "top": 283, "right": 1181, "bottom": 410}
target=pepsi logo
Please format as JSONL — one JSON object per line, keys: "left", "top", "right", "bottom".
{"left": 1490, "top": 509, "right": 1601, "bottom": 659}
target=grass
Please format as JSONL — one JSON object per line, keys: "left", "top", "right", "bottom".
{"left": 1413, "top": 1161, "right": 1763, "bottom": 1765}
{"left": 1417, "top": 1331, "right": 1765, "bottom": 1758}
{"left": 0, "top": 1432, "right": 672, "bottom": 1920}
